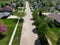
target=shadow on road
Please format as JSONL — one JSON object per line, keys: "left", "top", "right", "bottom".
{"left": 32, "top": 22, "right": 35, "bottom": 25}
{"left": 35, "top": 39, "right": 41, "bottom": 45}
{"left": 30, "top": 18, "right": 34, "bottom": 20}
{"left": 32, "top": 28, "right": 37, "bottom": 34}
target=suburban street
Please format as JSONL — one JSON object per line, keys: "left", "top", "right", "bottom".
{"left": 0, "top": 0, "right": 60, "bottom": 45}
{"left": 20, "top": 1, "right": 40, "bottom": 45}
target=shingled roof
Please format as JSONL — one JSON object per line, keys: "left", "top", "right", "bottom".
{"left": 0, "top": 6, "right": 13, "bottom": 12}
{"left": 56, "top": 5, "right": 60, "bottom": 10}
{"left": 0, "top": 12, "right": 10, "bottom": 18}
{"left": 49, "top": 13, "right": 60, "bottom": 23}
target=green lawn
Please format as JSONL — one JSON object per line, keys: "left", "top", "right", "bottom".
{"left": 46, "top": 22, "right": 60, "bottom": 45}
{"left": 12, "top": 19, "right": 23, "bottom": 45}
{"left": 49, "top": 23, "right": 60, "bottom": 45}
{"left": 11, "top": 7, "right": 25, "bottom": 17}
{"left": 12, "top": 11, "right": 25, "bottom": 17}
{"left": 0, "top": 19, "right": 17, "bottom": 45}
{"left": 17, "top": 7, "right": 25, "bottom": 11}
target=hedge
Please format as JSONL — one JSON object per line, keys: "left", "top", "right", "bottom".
{"left": 32, "top": 9, "right": 49, "bottom": 45}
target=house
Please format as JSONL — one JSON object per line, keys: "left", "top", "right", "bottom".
{"left": 49, "top": 13, "right": 60, "bottom": 24}
{"left": 0, "top": 6, "right": 13, "bottom": 12}
{"left": 0, "top": 12, "right": 10, "bottom": 18}
{"left": 55, "top": 5, "right": 60, "bottom": 10}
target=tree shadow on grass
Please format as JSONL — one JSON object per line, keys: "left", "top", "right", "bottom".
{"left": 19, "top": 19, "right": 24, "bottom": 23}
{"left": 13, "top": 19, "right": 18, "bottom": 22}
{"left": 0, "top": 34, "right": 6, "bottom": 40}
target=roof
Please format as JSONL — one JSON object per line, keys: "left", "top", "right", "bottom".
{"left": 49, "top": 13, "right": 60, "bottom": 23}
{"left": 0, "top": 12, "right": 10, "bottom": 18}
{"left": 0, "top": 6, "right": 13, "bottom": 12}
{"left": 56, "top": 5, "right": 60, "bottom": 9}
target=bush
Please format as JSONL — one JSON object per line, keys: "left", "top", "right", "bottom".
{"left": 0, "top": 24, "right": 7, "bottom": 34}
{"left": 32, "top": 9, "right": 39, "bottom": 20}
{"left": 19, "top": 19, "right": 24, "bottom": 23}
{"left": 32, "top": 10, "right": 48, "bottom": 45}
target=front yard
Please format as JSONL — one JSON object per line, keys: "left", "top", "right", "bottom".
{"left": 46, "top": 21, "right": 60, "bottom": 45}
{"left": 0, "top": 19, "right": 23, "bottom": 45}
{"left": 0, "top": 19, "right": 17, "bottom": 45}
{"left": 0, "top": 0, "right": 25, "bottom": 45}
{"left": 41, "top": 15, "right": 60, "bottom": 45}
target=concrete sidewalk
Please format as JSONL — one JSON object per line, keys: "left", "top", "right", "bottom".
{"left": 7, "top": 15, "right": 19, "bottom": 19}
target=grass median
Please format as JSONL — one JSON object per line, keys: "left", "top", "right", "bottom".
{"left": 12, "top": 19, "right": 23, "bottom": 45}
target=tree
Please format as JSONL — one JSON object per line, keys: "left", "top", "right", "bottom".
{"left": 33, "top": 9, "right": 48, "bottom": 45}
{"left": 44, "top": 16, "right": 54, "bottom": 24}
{"left": 18, "top": 12, "right": 25, "bottom": 19}
{"left": 39, "top": 11, "right": 42, "bottom": 16}
{"left": 37, "top": 21, "right": 48, "bottom": 45}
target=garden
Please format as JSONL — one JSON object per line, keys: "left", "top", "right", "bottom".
{"left": 0, "top": 18, "right": 24, "bottom": 45}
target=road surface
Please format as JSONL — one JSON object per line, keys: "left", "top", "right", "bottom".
{"left": 20, "top": 1, "right": 40, "bottom": 45}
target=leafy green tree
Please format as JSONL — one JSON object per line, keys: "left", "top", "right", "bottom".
{"left": 44, "top": 16, "right": 54, "bottom": 24}
{"left": 39, "top": 11, "right": 42, "bottom": 16}
{"left": 37, "top": 21, "right": 48, "bottom": 45}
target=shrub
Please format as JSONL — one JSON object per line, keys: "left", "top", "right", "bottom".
{"left": 0, "top": 24, "right": 7, "bottom": 34}
{"left": 32, "top": 10, "right": 48, "bottom": 45}
{"left": 32, "top": 9, "right": 39, "bottom": 20}
{"left": 44, "top": 16, "right": 54, "bottom": 24}
{"left": 37, "top": 24, "right": 48, "bottom": 45}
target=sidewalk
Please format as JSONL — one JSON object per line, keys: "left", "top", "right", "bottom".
{"left": 7, "top": 15, "right": 19, "bottom": 19}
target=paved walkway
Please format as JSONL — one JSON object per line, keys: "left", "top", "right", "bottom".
{"left": 7, "top": 15, "right": 19, "bottom": 19}
{"left": 42, "top": 13, "right": 60, "bottom": 16}
{"left": 20, "top": 1, "right": 40, "bottom": 45}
